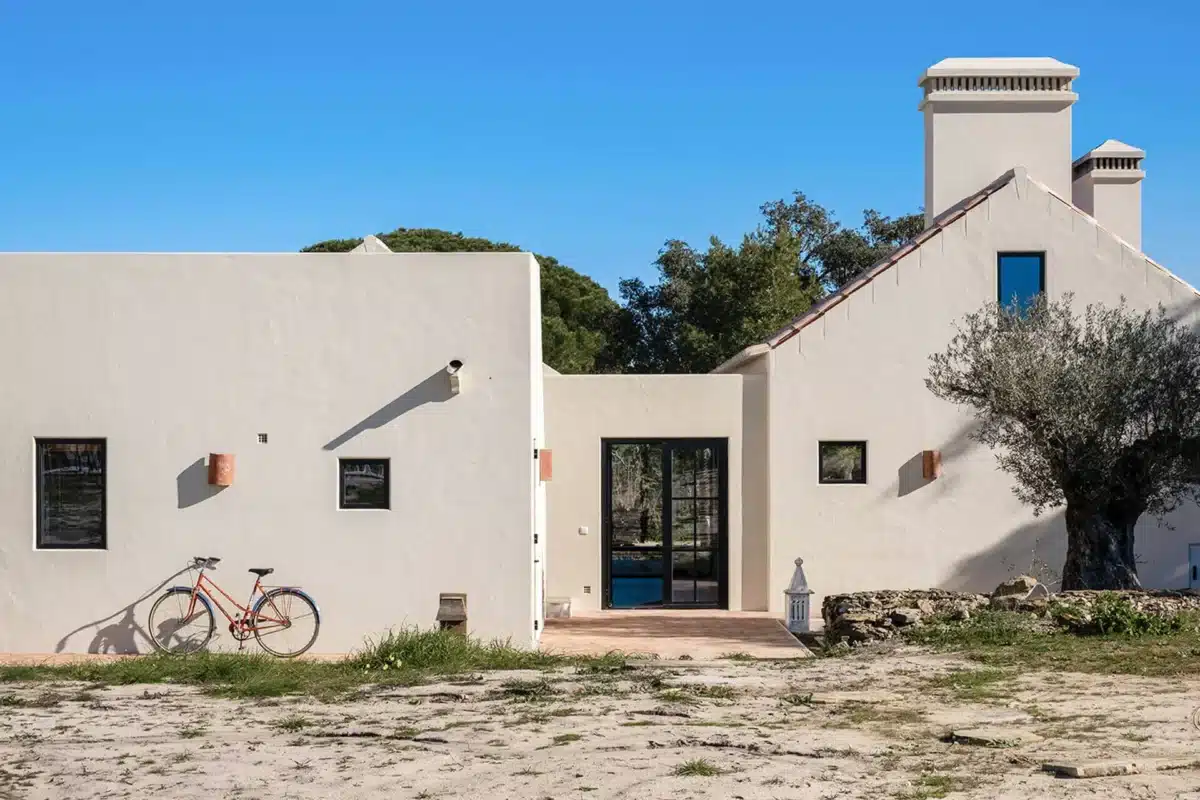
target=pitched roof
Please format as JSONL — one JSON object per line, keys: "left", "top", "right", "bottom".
{"left": 711, "top": 167, "right": 1198, "bottom": 374}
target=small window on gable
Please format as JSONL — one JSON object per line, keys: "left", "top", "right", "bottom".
{"left": 37, "top": 439, "right": 106, "bottom": 549}
{"left": 998, "top": 252, "right": 1045, "bottom": 317}
{"left": 339, "top": 458, "right": 390, "bottom": 509}
{"left": 819, "top": 441, "right": 867, "bottom": 485}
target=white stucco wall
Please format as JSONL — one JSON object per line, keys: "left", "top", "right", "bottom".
{"left": 764, "top": 172, "right": 1200, "bottom": 616}
{"left": 731, "top": 360, "right": 771, "bottom": 611}
{"left": 544, "top": 375, "right": 743, "bottom": 612}
{"left": 0, "top": 252, "right": 542, "bottom": 654}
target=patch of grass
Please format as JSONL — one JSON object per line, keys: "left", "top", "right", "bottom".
{"left": 656, "top": 689, "right": 698, "bottom": 705}
{"left": 907, "top": 610, "right": 1200, "bottom": 677}
{"left": 179, "top": 725, "right": 205, "bottom": 739}
{"left": 834, "top": 702, "right": 924, "bottom": 726}
{"left": 494, "top": 679, "right": 559, "bottom": 702}
{"left": 673, "top": 758, "right": 725, "bottom": 777}
{"left": 1052, "top": 594, "right": 1200, "bottom": 637}
{"left": 550, "top": 733, "right": 582, "bottom": 746}
{"left": 692, "top": 684, "right": 737, "bottom": 700}
{"left": 620, "top": 720, "right": 657, "bottom": 727}
{"left": 925, "top": 669, "right": 1010, "bottom": 701}
{"left": 1122, "top": 731, "right": 1152, "bottom": 742}
{"left": 349, "top": 628, "right": 565, "bottom": 674}
{"left": 274, "top": 715, "right": 311, "bottom": 733}
{"left": 719, "top": 652, "right": 756, "bottom": 662}
{"left": 0, "top": 629, "right": 627, "bottom": 700}
{"left": 781, "top": 692, "right": 815, "bottom": 706}
{"left": 514, "top": 766, "right": 543, "bottom": 776}
{"left": 894, "top": 773, "right": 979, "bottom": 799}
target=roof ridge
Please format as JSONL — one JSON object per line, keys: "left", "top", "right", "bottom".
{"left": 711, "top": 167, "right": 1196, "bottom": 375}
{"left": 760, "top": 169, "right": 1016, "bottom": 349}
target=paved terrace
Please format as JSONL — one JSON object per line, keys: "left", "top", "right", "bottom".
{"left": 539, "top": 609, "right": 812, "bottom": 660}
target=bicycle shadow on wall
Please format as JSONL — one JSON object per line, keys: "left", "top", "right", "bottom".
{"left": 54, "top": 566, "right": 191, "bottom": 655}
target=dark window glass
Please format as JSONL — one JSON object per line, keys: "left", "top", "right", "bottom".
{"left": 998, "top": 252, "right": 1045, "bottom": 316}
{"left": 339, "top": 458, "right": 390, "bottom": 509}
{"left": 819, "top": 441, "right": 867, "bottom": 484}
{"left": 37, "top": 439, "right": 106, "bottom": 549}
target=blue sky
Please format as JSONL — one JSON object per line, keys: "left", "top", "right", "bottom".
{"left": 0, "top": 1, "right": 1195, "bottom": 295}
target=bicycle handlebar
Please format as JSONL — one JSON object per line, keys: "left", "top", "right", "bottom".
{"left": 192, "top": 556, "right": 221, "bottom": 569}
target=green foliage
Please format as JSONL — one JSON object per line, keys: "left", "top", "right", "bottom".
{"left": 1051, "top": 594, "right": 1195, "bottom": 637}
{"left": 617, "top": 196, "right": 922, "bottom": 373}
{"left": 927, "top": 294, "right": 1200, "bottom": 589}
{"left": 0, "top": 628, "right": 628, "bottom": 699}
{"left": 672, "top": 758, "right": 725, "bottom": 777}
{"left": 302, "top": 228, "right": 621, "bottom": 375}
{"left": 906, "top": 609, "right": 1200, "bottom": 677}
{"left": 348, "top": 628, "right": 562, "bottom": 673}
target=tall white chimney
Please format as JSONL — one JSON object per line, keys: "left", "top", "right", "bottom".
{"left": 1071, "top": 140, "right": 1145, "bottom": 251}
{"left": 919, "top": 58, "right": 1079, "bottom": 225}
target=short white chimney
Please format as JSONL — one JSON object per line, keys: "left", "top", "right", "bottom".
{"left": 919, "top": 57, "right": 1079, "bottom": 225}
{"left": 1071, "top": 140, "right": 1145, "bottom": 251}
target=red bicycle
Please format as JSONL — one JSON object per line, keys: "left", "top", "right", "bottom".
{"left": 147, "top": 557, "right": 321, "bottom": 657}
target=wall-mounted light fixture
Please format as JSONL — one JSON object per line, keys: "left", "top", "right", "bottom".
{"left": 922, "top": 449, "right": 943, "bottom": 480}
{"left": 208, "top": 453, "right": 236, "bottom": 486}
{"left": 446, "top": 359, "right": 464, "bottom": 396}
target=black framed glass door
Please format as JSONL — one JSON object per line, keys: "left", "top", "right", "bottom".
{"left": 602, "top": 439, "right": 727, "bottom": 609}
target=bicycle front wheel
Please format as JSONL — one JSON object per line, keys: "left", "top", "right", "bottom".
{"left": 252, "top": 588, "right": 321, "bottom": 658}
{"left": 148, "top": 588, "right": 215, "bottom": 654}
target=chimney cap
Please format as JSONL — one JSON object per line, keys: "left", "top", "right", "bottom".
{"left": 1072, "top": 139, "right": 1146, "bottom": 167}
{"left": 920, "top": 57, "right": 1079, "bottom": 85}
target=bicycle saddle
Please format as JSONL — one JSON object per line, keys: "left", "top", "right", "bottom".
{"left": 249, "top": 568, "right": 274, "bottom": 577}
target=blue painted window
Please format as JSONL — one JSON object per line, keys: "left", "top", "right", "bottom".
{"left": 997, "top": 252, "right": 1045, "bottom": 316}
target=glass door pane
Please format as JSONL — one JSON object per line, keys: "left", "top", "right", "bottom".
{"left": 608, "top": 443, "right": 664, "bottom": 608}
{"left": 668, "top": 443, "right": 721, "bottom": 607}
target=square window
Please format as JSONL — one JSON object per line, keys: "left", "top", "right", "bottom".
{"left": 339, "top": 458, "right": 390, "bottom": 509}
{"left": 998, "top": 252, "right": 1045, "bottom": 316}
{"left": 36, "top": 439, "right": 106, "bottom": 549}
{"left": 819, "top": 441, "right": 867, "bottom": 485}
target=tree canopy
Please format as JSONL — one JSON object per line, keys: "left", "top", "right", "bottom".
{"left": 303, "top": 228, "right": 622, "bottom": 374}
{"left": 926, "top": 294, "right": 1200, "bottom": 589}
{"left": 304, "top": 196, "right": 922, "bottom": 376}
{"left": 615, "top": 195, "right": 923, "bottom": 373}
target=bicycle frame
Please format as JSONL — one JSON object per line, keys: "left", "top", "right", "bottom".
{"left": 184, "top": 565, "right": 289, "bottom": 634}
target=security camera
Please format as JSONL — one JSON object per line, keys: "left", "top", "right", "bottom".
{"left": 446, "top": 359, "right": 464, "bottom": 395}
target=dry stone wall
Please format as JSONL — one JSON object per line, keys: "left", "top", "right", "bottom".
{"left": 822, "top": 584, "right": 1200, "bottom": 646}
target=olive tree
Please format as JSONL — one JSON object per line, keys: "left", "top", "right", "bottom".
{"left": 926, "top": 293, "right": 1200, "bottom": 590}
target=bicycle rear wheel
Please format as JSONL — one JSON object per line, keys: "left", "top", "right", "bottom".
{"left": 148, "top": 588, "right": 215, "bottom": 654}
{"left": 251, "top": 588, "right": 321, "bottom": 658}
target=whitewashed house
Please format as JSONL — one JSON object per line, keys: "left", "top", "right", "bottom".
{"left": 2, "top": 56, "right": 1198, "bottom": 654}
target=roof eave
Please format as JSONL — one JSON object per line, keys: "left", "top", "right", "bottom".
{"left": 711, "top": 343, "right": 769, "bottom": 374}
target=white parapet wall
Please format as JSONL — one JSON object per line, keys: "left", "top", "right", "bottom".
{"left": 0, "top": 251, "right": 542, "bottom": 654}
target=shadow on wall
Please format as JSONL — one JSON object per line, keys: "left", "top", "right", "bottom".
{"left": 942, "top": 511, "right": 1068, "bottom": 593}
{"left": 55, "top": 566, "right": 192, "bottom": 654}
{"left": 891, "top": 419, "right": 981, "bottom": 499}
{"left": 177, "top": 458, "right": 227, "bottom": 509}
{"left": 324, "top": 370, "right": 454, "bottom": 451}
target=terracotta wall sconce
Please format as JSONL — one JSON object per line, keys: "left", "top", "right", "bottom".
{"left": 208, "top": 453, "right": 236, "bottom": 486}
{"left": 921, "top": 449, "right": 942, "bottom": 480}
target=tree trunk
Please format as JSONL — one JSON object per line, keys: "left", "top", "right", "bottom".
{"left": 1060, "top": 500, "right": 1142, "bottom": 590}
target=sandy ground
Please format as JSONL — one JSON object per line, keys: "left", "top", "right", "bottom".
{"left": 3, "top": 648, "right": 1200, "bottom": 799}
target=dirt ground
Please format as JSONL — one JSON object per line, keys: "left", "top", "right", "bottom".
{"left": 3, "top": 647, "right": 1200, "bottom": 799}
